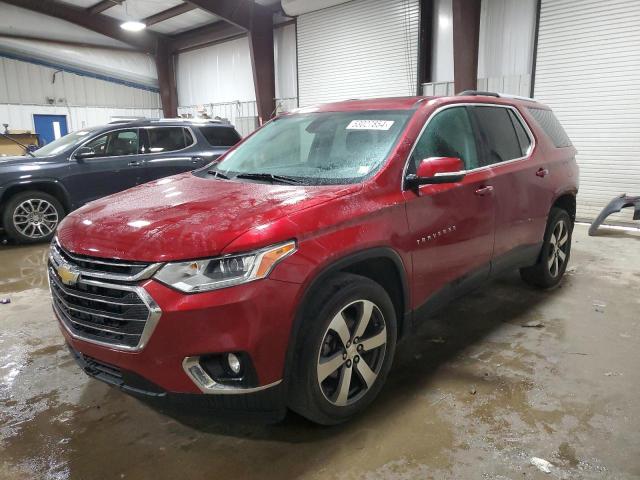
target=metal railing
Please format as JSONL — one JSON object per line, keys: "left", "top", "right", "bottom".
{"left": 177, "top": 97, "right": 299, "bottom": 137}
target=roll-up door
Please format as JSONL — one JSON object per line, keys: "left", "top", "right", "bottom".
{"left": 297, "top": 0, "right": 419, "bottom": 107}
{"left": 534, "top": 0, "right": 640, "bottom": 224}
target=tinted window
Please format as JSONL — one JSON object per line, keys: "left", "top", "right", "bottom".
{"left": 508, "top": 110, "right": 532, "bottom": 156}
{"left": 146, "top": 127, "right": 190, "bottom": 153}
{"left": 527, "top": 107, "right": 572, "bottom": 148}
{"left": 84, "top": 129, "right": 139, "bottom": 157}
{"left": 199, "top": 126, "right": 241, "bottom": 147}
{"left": 472, "top": 106, "right": 522, "bottom": 166}
{"left": 412, "top": 107, "right": 478, "bottom": 170}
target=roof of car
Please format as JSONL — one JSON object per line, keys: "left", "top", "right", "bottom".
{"left": 104, "top": 118, "right": 236, "bottom": 128}
{"left": 290, "top": 92, "right": 540, "bottom": 113}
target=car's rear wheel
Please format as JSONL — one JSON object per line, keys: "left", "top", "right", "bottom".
{"left": 289, "top": 273, "right": 397, "bottom": 425}
{"left": 2, "top": 191, "right": 64, "bottom": 244}
{"left": 520, "top": 207, "right": 573, "bottom": 288}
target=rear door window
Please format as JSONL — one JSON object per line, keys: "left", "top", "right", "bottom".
{"left": 199, "top": 126, "right": 241, "bottom": 147}
{"left": 527, "top": 107, "right": 572, "bottom": 148}
{"left": 470, "top": 106, "right": 523, "bottom": 166}
{"left": 145, "top": 127, "right": 191, "bottom": 153}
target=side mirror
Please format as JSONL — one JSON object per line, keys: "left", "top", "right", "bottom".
{"left": 74, "top": 146, "right": 95, "bottom": 160}
{"left": 405, "top": 157, "right": 466, "bottom": 188}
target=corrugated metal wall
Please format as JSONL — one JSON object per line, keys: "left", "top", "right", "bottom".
{"left": 534, "top": 0, "right": 640, "bottom": 224}
{"left": 297, "top": 0, "right": 420, "bottom": 106}
{"left": 0, "top": 56, "right": 161, "bottom": 132}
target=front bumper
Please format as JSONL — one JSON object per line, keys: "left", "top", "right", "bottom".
{"left": 55, "top": 276, "right": 301, "bottom": 408}
{"left": 69, "top": 345, "right": 287, "bottom": 421}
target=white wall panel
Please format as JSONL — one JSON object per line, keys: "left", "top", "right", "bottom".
{"left": 177, "top": 37, "right": 256, "bottom": 106}
{"left": 0, "top": 57, "right": 160, "bottom": 110}
{"left": 177, "top": 24, "right": 298, "bottom": 107}
{"left": 534, "top": 0, "right": 640, "bottom": 225}
{"left": 431, "top": 0, "right": 454, "bottom": 82}
{"left": 0, "top": 57, "right": 161, "bottom": 133}
{"left": 297, "top": 0, "right": 419, "bottom": 106}
{"left": 478, "top": 0, "right": 537, "bottom": 79}
{"left": 274, "top": 24, "right": 298, "bottom": 100}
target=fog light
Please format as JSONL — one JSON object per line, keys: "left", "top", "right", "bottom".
{"left": 226, "top": 353, "right": 242, "bottom": 375}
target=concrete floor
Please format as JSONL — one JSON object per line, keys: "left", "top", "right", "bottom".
{"left": 0, "top": 224, "right": 639, "bottom": 479}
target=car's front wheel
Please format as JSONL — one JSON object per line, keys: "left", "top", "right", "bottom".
{"left": 289, "top": 273, "right": 397, "bottom": 425}
{"left": 2, "top": 191, "right": 64, "bottom": 244}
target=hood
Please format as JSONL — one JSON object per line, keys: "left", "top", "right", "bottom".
{"left": 57, "top": 173, "right": 360, "bottom": 262}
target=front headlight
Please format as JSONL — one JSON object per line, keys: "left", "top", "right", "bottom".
{"left": 153, "top": 241, "right": 296, "bottom": 293}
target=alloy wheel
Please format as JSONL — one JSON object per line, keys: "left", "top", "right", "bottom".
{"left": 12, "top": 199, "right": 59, "bottom": 240}
{"left": 316, "top": 299, "right": 387, "bottom": 407}
{"left": 548, "top": 219, "right": 569, "bottom": 277}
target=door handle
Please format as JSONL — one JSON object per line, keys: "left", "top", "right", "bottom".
{"left": 474, "top": 185, "right": 494, "bottom": 196}
{"left": 128, "top": 160, "right": 142, "bottom": 167}
{"left": 536, "top": 168, "right": 549, "bottom": 178}
{"left": 191, "top": 156, "right": 204, "bottom": 164}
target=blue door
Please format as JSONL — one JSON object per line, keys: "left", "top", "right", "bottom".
{"left": 33, "top": 115, "right": 68, "bottom": 145}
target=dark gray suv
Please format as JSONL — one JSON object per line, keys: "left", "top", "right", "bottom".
{"left": 0, "top": 119, "right": 241, "bottom": 243}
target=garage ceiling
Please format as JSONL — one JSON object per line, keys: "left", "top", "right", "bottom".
{"left": 0, "top": 0, "right": 284, "bottom": 48}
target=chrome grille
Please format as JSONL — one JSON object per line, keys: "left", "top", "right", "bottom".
{"left": 49, "top": 242, "right": 161, "bottom": 351}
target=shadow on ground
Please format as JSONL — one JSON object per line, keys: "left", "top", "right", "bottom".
{"left": 138, "top": 270, "right": 554, "bottom": 441}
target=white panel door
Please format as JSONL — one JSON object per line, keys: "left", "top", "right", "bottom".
{"left": 297, "top": 0, "right": 419, "bottom": 106}
{"left": 534, "top": 0, "right": 640, "bottom": 224}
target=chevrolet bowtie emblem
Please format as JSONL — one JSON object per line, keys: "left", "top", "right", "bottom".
{"left": 57, "top": 264, "right": 80, "bottom": 286}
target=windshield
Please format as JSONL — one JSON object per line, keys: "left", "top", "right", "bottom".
{"left": 214, "top": 110, "right": 413, "bottom": 185}
{"left": 32, "top": 129, "right": 96, "bottom": 157}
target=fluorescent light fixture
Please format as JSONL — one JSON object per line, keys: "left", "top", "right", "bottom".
{"left": 120, "top": 21, "right": 146, "bottom": 32}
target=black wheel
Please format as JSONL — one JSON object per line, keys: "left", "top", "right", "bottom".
{"left": 2, "top": 191, "right": 64, "bottom": 244}
{"left": 289, "top": 273, "right": 397, "bottom": 425}
{"left": 520, "top": 207, "right": 573, "bottom": 289}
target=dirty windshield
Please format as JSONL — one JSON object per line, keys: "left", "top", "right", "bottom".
{"left": 214, "top": 110, "right": 413, "bottom": 185}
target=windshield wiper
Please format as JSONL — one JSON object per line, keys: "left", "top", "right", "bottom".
{"left": 235, "top": 173, "right": 302, "bottom": 185}
{"left": 207, "top": 169, "right": 230, "bottom": 180}
{"left": 0, "top": 132, "right": 35, "bottom": 157}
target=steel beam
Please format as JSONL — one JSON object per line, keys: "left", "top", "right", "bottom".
{"left": 87, "top": 0, "right": 124, "bottom": 15}
{"left": 248, "top": 17, "right": 276, "bottom": 123}
{"left": 452, "top": 0, "right": 481, "bottom": 93}
{"left": 155, "top": 40, "right": 179, "bottom": 118}
{"left": 143, "top": 3, "right": 196, "bottom": 27}
{"left": 169, "top": 22, "right": 245, "bottom": 52}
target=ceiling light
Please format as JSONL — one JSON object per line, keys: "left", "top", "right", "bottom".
{"left": 120, "top": 21, "right": 146, "bottom": 32}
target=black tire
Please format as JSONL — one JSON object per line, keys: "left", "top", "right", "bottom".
{"left": 2, "top": 190, "right": 65, "bottom": 244}
{"left": 288, "top": 273, "right": 397, "bottom": 425}
{"left": 520, "top": 207, "right": 573, "bottom": 289}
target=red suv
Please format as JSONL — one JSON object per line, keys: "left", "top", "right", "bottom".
{"left": 50, "top": 92, "right": 578, "bottom": 424}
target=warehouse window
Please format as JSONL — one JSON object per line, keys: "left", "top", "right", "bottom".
{"left": 199, "top": 126, "right": 241, "bottom": 147}
{"left": 471, "top": 106, "right": 523, "bottom": 166}
{"left": 527, "top": 108, "right": 572, "bottom": 148}
{"left": 145, "top": 127, "right": 192, "bottom": 153}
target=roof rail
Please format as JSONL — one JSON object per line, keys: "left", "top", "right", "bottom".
{"left": 108, "top": 119, "right": 143, "bottom": 124}
{"left": 457, "top": 90, "right": 500, "bottom": 97}
{"left": 456, "top": 90, "right": 538, "bottom": 102}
